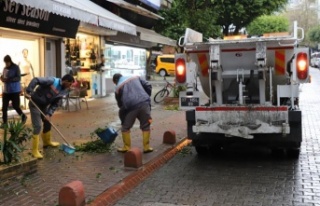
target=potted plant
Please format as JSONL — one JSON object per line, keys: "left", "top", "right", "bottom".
{"left": 164, "top": 85, "right": 187, "bottom": 105}
{"left": 0, "top": 120, "right": 32, "bottom": 164}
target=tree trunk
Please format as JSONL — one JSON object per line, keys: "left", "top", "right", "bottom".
{"left": 223, "top": 25, "right": 229, "bottom": 36}
{"left": 233, "top": 25, "right": 240, "bottom": 35}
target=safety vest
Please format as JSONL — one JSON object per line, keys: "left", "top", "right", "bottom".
{"left": 46, "top": 77, "right": 61, "bottom": 100}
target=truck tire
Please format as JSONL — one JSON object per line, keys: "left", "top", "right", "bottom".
{"left": 195, "top": 146, "right": 209, "bottom": 155}
{"left": 210, "top": 143, "right": 222, "bottom": 154}
{"left": 271, "top": 148, "right": 285, "bottom": 157}
{"left": 287, "top": 148, "right": 300, "bottom": 159}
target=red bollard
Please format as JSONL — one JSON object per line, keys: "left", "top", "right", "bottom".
{"left": 163, "top": 130, "right": 176, "bottom": 144}
{"left": 124, "top": 148, "right": 142, "bottom": 168}
{"left": 59, "top": 180, "right": 85, "bottom": 206}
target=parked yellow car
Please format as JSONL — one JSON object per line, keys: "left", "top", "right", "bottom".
{"left": 155, "top": 55, "right": 175, "bottom": 76}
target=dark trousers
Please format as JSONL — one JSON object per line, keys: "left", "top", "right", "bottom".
{"left": 2, "top": 92, "right": 23, "bottom": 123}
{"left": 121, "top": 103, "right": 152, "bottom": 132}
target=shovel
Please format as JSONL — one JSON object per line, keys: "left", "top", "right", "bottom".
{"left": 29, "top": 98, "right": 76, "bottom": 154}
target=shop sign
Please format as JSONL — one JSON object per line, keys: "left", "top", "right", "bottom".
{"left": 0, "top": 0, "right": 79, "bottom": 38}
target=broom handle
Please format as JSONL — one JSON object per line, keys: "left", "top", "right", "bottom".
{"left": 29, "top": 98, "right": 71, "bottom": 146}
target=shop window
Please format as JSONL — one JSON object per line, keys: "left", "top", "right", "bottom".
{"left": 64, "top": 33, "right": 99, "bottom": 70}
{"left": 103, "top": 44, "right": 147, "bottom": 78}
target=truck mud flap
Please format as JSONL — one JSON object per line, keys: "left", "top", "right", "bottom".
{"left": 186, "top": 110, "right": 196, "bottom": 140}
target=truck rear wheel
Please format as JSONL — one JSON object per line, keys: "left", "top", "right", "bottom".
{"left": 195, "top": 146, "right": 209, "bottom": 156}
{"left": 287, "top": 148, "right": 300, "bottom": 159}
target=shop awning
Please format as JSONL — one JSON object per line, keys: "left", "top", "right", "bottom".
{"left": 105, "top": 0, "right": 163, "bottom": 20}
{"left": 12, "top": 0, "right": 137, "bottom": 35}
{"left": 78, "top": 22, "right": 118, "bottom": 36}
{"left": 137, "top": 27, "right": 176, "bottom": 46}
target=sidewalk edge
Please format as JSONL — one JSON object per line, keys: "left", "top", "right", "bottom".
{"left": 88, "top": 138, "right": 191, "bottom": 206}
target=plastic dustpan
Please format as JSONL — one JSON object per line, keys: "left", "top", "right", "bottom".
{"left": 96, "top": 127, "right": 120, "bottom": 144}
{"left": 61, "top": 143, "right": 76, "bottom": 154}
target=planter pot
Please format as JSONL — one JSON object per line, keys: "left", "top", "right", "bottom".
{"left": 0, "top": 158, "right": 38, "bottom": 185}
{"left": 163, "top": 97, "right": 179, "bottom": 105}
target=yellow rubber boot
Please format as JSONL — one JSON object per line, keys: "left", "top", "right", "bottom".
{"left": 117, "top": 132, "right": 131, "bottom": 153}
{"left": 32, "top": 135, "right": 43, "bottom": 159}
{"left": 143, "top": 131, "right": 153, "bottom": 153}
{"left": 42, "top": 131, "right": 60, "bottom": 148}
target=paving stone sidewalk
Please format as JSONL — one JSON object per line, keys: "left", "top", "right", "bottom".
{"left": 115, "top": 67, "right": 320, "bottom": 206}
{"left": 0, "top": 90, "right": 187, "bottom": 206}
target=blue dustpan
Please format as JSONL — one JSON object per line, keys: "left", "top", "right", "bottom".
{"left": 61, "top": 143, "right": 76, "bottom": 154}
{"left": 95, "top": 127, "right": 119, "bottom": 144}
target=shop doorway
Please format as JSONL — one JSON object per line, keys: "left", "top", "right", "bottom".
{"left": 45, "top": 40, "right": 56, "bottom": 77}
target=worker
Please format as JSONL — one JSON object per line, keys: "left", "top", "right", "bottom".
{"left": 113, "top": 73, "right": 153, "bottom": 153}
{"left": 25, "top": 74, "right": 74, "bottom": 159}
{"left": 1, "top": 55, "right": 27, "bottom": 127}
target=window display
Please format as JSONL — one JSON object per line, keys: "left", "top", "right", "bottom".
{"left": 65, "top": 33, "right": 100, "bottom": 70}
{"left": 0, "top": 36, "right": 40, "bottom": 109}
{"left": 0, "top": 37, "right": 40, "bottom": 87}
{"left": 103, "top": 44, "right": 147, "bottom": 78}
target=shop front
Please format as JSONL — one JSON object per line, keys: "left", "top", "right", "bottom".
{"left": 94, "top": 32, "right": 154, "bottom": 97}
{"left": 0, "top": 0, "right": 79, "bottom": 110}
{"left": 64, "top": 32, "right": 101, "bottom": 98}
{"left": 64, "top": 30, "right": 152, "bottom": 98}
{"left": 1, "top": 0, "right": 139, "bottom": 104}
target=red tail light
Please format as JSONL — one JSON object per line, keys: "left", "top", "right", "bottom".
{"left": 296, "top": 52, "right": 308, "bottom": 80}
{"left": 175, "top": 58, "right": 186, "bottom": 84}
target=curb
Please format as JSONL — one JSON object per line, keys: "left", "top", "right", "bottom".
{"left": 88, "top": 138, "right": 192, "bottom": 206}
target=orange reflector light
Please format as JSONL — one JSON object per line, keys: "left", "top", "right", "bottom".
{"left": 296, "top": 52, "right": 308, "bottom": 80}
{"left": 175, "top": 58, "right": 186, "bottom": 84}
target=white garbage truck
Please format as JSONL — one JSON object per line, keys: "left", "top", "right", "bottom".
{"left": 175, "top": 22, "right": 310, "bottom": 157}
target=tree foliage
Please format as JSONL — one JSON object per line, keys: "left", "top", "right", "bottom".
{"left": 154, "top": 0, "right": 220, "bottom": 41}
{"left": 308, "top": 26, "right": 320, "bottom": 43}
{"left": 211, "top": 0, "right": 288, "bottom": 34}
{"left": 281, "top": 0, "right": 319, "bottom": 46}
{"left": 246, "top": 15, "right": 289, "bottom": 36}
{"left": 155, "top": 0, "right": 288, "bottom": 40}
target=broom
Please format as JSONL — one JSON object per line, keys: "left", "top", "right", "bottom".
{"left": 29, "top": 98, "right": 76, "bottom": 154}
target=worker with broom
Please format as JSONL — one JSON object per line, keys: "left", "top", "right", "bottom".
{"left": 113, "top": 73, "right": 153, "bottom": 153}
{"left": 25, "top": 74, "right": 74, "bottom": 159}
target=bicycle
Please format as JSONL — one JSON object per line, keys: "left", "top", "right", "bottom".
{"left": 154, "top": 78, "right": 176, "bottom": 103}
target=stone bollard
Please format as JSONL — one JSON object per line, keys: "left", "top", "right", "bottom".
{"left": 163, "top": 130, "right": 176, "bottom": 144}
{"left": 124, "top": 148, "right": 142, "bottom": 168}
{"left": 59, "top": 180, "right": 85, "bottom": 206}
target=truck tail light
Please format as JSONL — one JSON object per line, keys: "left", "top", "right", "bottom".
{"left": 175, "top": 58, "right": 186, "bottom": 84}
{"left": 296, "top": 52, "right": 308, "bottom": 80}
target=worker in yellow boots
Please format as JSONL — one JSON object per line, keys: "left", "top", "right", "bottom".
{"left": 25, "top": 74, "right": 74, "bottom": 159}
{"left": 113, "top": 73, "right": 153, "bottom": 153}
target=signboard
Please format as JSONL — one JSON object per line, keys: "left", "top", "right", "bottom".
{"left": 0, "top": 0, "right": 79, "bottom": 38}
{"left": 179, "top": 91, "right": 201, "bottom": 110}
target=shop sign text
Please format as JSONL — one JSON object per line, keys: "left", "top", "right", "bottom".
{"left": 3, "top": 0, "right": 50, "bottom": 21}
{"left": 0, "top": 0, "right": 80, "bottom": 38}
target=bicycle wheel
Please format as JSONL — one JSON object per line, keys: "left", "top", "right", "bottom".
{"left": 154, "top": 89, "right": 169, "bottom": 103}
